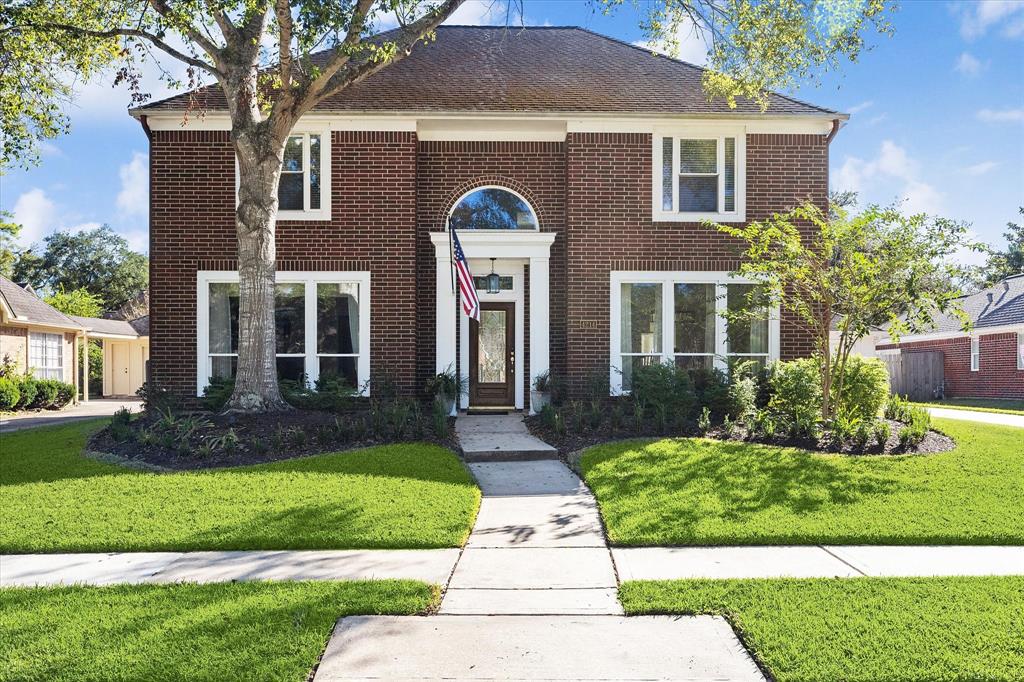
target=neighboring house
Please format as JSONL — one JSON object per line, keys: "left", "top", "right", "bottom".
{"left": 133, "top": 26, "right": 843, "bottom": 410}
{"left": 876, "top": 274, "right": 1024, "bottom": 399}
{"left": 0, "top": 276, "right": 150, "bottom": 400}
{"left": 829, "top": 319, "right": 887, "bottom": 359}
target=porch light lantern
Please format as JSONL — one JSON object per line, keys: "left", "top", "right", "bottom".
{"left": 486, "top": 258, "right": 501, "bottom": 294}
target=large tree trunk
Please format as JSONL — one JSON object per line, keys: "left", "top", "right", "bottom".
{"left": 225, "top": 125, "right": 290, "bottom": 412}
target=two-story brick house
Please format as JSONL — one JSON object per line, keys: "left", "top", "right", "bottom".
{"left": 134, "top": 26, "right": 844, "bottom": 410}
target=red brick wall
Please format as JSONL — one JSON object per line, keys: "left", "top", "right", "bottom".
{"left": 563, "top": 132, "right": 828, "bottom": 395}
{"left": 151, "top": 129, "right": 827, "bottom": 402}
{"left": 415, "top": 141, "right": 567, "bottom": 395}
{"left": 149, "top": 130, "right": 418, "bottom": 400}
{"left": 878, "top": 332, "right": 1024, "bottom": 399}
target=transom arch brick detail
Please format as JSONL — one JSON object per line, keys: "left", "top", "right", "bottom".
{"left": 437, "top": 177, "right": 546, "bottom": 230}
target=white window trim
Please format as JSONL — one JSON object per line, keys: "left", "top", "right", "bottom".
{"left": 29, "top": 331, "right": 64, "bottom": 381}
{"left": 1018, "top": 332, "right": 1024, "bottom": 371}
{"left": 235, "top": 127, "right": 331, "bottom": 222}
{"left": 196, "top": 270, "right": 370, "bottom": 397}
{"left": 652, "top": 125, "right": 746, "bottom": 223}
{"left": 609, "top": 271, "right": 780, "bottom": 395}
{"left": 970, "top": 336, "right": 980, "bottom": 372}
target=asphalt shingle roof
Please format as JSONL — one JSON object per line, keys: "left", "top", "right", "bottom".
{"left": 71, "top": 316, "right": 143, "bottom": 337}
{"left": 925, "top": 274, "right": 1024, "bottom": 334}
{"left": 0, "top": 276, "right": 82, "bottom": 329}
{"left": 138, "top": 26, "right": 841, "bottom": 117}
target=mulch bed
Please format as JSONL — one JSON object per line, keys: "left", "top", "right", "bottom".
{"left": 525, "top": 415, "right": 956, "bottom": 458}
{"left": 89, "top": 409, "right": 458, "bottom": 470}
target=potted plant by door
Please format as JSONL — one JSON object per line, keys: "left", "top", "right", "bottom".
{"left": 426, "top": 365, "right": 468, "bottom": 415}
{"left": 531, "top": 370, "right": 553, "bottom": 413}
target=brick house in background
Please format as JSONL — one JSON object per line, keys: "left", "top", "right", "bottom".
{"left": 877, "top": 274, "right": 1024, "bottom": 400}
{"left": 132, "top": 26, "right": 844, "bottom": 410}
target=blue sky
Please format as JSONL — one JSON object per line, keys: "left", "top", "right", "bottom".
{"left": 3, "top": 0, "right": 1022, "bottom": 264}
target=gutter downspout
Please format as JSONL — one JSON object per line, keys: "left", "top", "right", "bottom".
{"left": 823, "top": 118, "right": 839, "bottom": 144}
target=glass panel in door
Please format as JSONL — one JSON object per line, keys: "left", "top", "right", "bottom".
{"left": 478, "top": 309, "right": 507, "bottom": 383}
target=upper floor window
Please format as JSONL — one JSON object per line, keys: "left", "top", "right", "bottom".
{"left": 449, "top": 187, "right": 538, "bottom": 231}
{"left": 654, "top": 128, "right": 744, "bottom": 222}
{"left": 274, "top": 130, "right": 331, "bottom": 221}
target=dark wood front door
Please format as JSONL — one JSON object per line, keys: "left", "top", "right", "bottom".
{"left": 469, "top": 302, "right": 515, "bottom": 407}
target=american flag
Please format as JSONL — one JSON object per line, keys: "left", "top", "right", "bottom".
{"left": 451, "top": 227, "right": 480, "bottom": 321}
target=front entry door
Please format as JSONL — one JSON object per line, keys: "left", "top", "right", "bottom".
{"left": 469, "top": 302, "right": 515, "bottom": 407}
{"left": 111, "top": 342, "right": 131, "bottom": 396}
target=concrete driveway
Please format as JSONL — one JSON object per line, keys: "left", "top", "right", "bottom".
{"left": 0, "top": 398, "right": 142, "bottom": 433}
{"left": 926, "top": 406, "right": 1024, "bottom": 429}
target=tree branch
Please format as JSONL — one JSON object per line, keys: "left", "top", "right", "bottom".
{"left": 31, "top": 22, "right": 221, "bottom": 76}
{"left": 308, "top": 0, "right": 466, "bottom": 109}
{"left": 274, "top": 0, "right": 294, "bottom": 93}
{"left": 148, "top": 0, "right": 224, "bottom": 64}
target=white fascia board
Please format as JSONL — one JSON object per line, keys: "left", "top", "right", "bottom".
{"left": 880, "top": 322, "right": 1024, "bottom": 345}
{"left": 137, "top": 110, "right": 840, "bottom": 136}
{"left": 429, "top": 230, "right": 557, "bottom": 259}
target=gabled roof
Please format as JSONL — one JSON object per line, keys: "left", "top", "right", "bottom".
{"left": 0, "top": 276, "right": 83, "bottom": 330}
{"left": 71, "top": 316, "right": 146, "bottom": 338}
{"left": 137, "top": 26, "right": 842, "bottom": 118}
{"left": 914, "top": 274, "right": 1024, "bottom": 335}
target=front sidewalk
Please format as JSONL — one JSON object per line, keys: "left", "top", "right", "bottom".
{"left": 925, "top": 406, "right": 1024, "bottom": 429}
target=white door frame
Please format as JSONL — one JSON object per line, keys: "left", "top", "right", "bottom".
{"left": 430, "top": 231, "right": 556, "bottom": 414}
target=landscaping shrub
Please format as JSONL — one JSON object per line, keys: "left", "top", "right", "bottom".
{"left": 835, "top": 355, "right": 890, "bottom": 421}
{"left": 727, "top": 374, "right": 758, "bottom": 423}
{"left": 52, "top": 381, "right": 75, "bottom": 408}
{"left": 200, "top": 376, "right": 234, "bottom": 412}
{"left": 15, "top": 377, "right": 38, "bottom": 409}
{"left": 689, "top": 367, "right": 731, "bottom": 422}
{"left": 631, "top": 362, "right": 694, "bottom": 421}
{"left": 874, "top": 421, "right": 891, "bottom": 447}
{"left": 0, "top": 377, "right": 19, "bottom": 411}
{"left": 898, "top": 405, "right": 932, "bottom": 449}
{"left": 885, "top": 394, "right": 913, "bottom": 422}
{"left": 31, "top": 379, "right": 61, "bottom": 409}
{"left": 767, "top": 358, "right": 822, "bottom": 436}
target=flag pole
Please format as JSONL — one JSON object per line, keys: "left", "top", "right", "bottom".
{"left": 447, "top": 217, "right": 456, "bottom": 295}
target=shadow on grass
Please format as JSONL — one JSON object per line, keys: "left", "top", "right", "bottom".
{"left": 585, "top": 438, "right": 907, "bottom": 541}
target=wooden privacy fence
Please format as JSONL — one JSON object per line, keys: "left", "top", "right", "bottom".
{"left": 880, "top": 351, "right": 945, "bottom": 401}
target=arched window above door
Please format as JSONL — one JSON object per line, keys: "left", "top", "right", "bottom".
{"left": 449, "top": 187, "right": 538, "bottom": 231}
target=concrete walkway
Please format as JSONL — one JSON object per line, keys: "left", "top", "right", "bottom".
{"left": 926, "top": 406, "right": 1024, "bottom": 428}
{"left": 441, "top": 460, "right": 620, "bottom": 615}
{"left": 0, "top": 398, "right": 142, "bottom": 433}
{"left": 456, "top": 412, "right": 558, "bottom": 461}
{"left": 0, "top": 549, "right": 460, "bottom": 587}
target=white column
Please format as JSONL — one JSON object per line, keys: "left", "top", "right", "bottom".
{"left": 81, "top": 335, "right": 89, "bottom": 402}
{"left": 435, "top": 253, "right": 457, "bottom": 414}
{"left": 528, "top": 256, "right": 550, "bottom": 414}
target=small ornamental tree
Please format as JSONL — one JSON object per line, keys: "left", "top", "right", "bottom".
{"left": 711, "top": 201, "right": 979, "bottom": 420}
{"left": 3, "top": 0, "right": 894, "bottom": 412}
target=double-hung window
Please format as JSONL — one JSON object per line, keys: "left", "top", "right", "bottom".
{"left": 236, "top": 130, "right": 330, "bottom": 221}
{"left": 29, "top": 332, "right": 63, "bottom": 380}
{"left": 198, "top": 271, "right": 369, "bottom": 395}
{"left": 611, "top": 272, "right": 778, "bottom": 393}
{"left": 655, "top": 128, "right": 744, "bottom": 221}
{"left": 970, "top": 336, "right": 980, "bottom": 372}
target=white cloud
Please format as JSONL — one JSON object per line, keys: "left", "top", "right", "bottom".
{"left": 963, "top": 160, "right": 999, "bottom": 176}
{"left": 866, "top": 113, "right": 888, "bottom": 126}
{"left": 955, "top": 0, "right": 1024, "bottom": 40}
{"left": 632, "top": 17, "right": 709, "bottom": 66}
{"left": 12, "top": 189, "right": 57, "bottom": 247}
{"left": 833, "top": 140, "right": 944, "bottom": 215}
{"left": 954, "top": 52, "right": 983, "bottom": 76}
{"left": 116, "top": 152, "right": 149, "bottom": 217}
{"left": 847, "top": 100, "right": 874, "bottom": 114}
{"left": 977, "top": 108, "right": 1024, "bottom": 123}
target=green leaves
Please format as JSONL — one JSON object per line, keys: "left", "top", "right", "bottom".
{"left": 607, "top": 0, "right": 894, "bottom": 110}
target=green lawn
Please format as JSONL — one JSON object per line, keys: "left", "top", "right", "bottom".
{"left": 0, "top": 580, "right": 434, "bottom": 682}
{"left": 0, "top": 420, "right": 480, "bottom": 552}
{"left": 620, "top": 576, "right": 1024, "bottom": 682}
{"left": 579, "top": 418, "right": 1024, "bottom": 545}
{"left": 912, "top": 397, "right": 1024, "bottom": 415}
